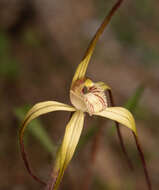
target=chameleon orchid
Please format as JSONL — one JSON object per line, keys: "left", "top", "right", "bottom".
{"left": 19, "top": 0, "right": 151, "bottom": 190}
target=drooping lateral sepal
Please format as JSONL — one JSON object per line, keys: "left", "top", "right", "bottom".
{"left": 71, "top": 0, "right": 124, "bottom": 86}
{"left": 48, "top": 111, "right": 85, "bottom": 190}
{"left": 94, "top": 107, "right": 137, "bottom": 135}
{"left": 19, "top": 101, "right": 76, "bottom": 184}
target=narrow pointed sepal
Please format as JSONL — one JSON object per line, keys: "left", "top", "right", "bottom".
{"left": 20, "top": 101, "right": 76, "bottom": 140}
{"left": 23, "top": 101, "right": 75, "bottom": 126}
{"left": 48, "top": 111, "right": 85, "bottom": 190}
{"left": 94, "top": 107, "right": 137, "bottom": 135}
{"left": 19, "top": 101, "right": 75, "bottom": 184}
{"left": 71, "top": 0, "right": 123, "bottom": 86}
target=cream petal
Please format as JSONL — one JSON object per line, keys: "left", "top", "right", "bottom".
{"left": 50, "top": 111, "right": 85, "bottom": 190}
{"left": 19, "top": 101, "right": 76, "bottom": 184}
{"left": 94, "top": 107, "right": 137, "bottom": 135}
{"left": 23, "top": 101, "right": 75, "bottom": 128}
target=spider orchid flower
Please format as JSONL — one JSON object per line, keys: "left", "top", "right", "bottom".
{"left": 19, "top": 1, "right": 151, "bottom": 190}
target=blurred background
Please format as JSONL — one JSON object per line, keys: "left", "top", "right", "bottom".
{"left": 0, "top": 0, "right": 159, "bottom": 189}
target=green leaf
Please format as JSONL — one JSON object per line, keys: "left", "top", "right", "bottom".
{"left": 124, "top": 85, "right": 145, "bottom": 111}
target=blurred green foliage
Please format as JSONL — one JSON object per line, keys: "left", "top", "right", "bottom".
{"left": 134, "top": 0, "right": 155, "bottom": 22}
{"left": 93, "top": 177, "right": 108, "bottom": 190}
{"left": 124, "top": 85, "right": 145, "bottom": 112}
{"left": 137, "top": 45, "right": 159, "bottom": 66}
{"left": 0, "top": 32, "right": 19, "bottom": 79}
{"left": 112, "top": 15, "right": 138, "bottom": 46}
{"left": 94, "top": 0, "right": 159, "bottom": 67}
{"left": 22, "top": 29, "right": 41, "bottom": 47}
{"left": 78, "top": 121, "right": 99, "bottom": 150}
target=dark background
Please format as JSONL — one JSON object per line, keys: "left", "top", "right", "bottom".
{"left": 0, "top": 0, "right": 158, "bottom": 189}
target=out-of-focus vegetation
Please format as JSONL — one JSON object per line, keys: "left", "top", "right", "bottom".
{"left": 0, "top": 0, "right": 159, "bottom": 189}
{"left": 0, "top": 32, "right": 19, "bottom": 79}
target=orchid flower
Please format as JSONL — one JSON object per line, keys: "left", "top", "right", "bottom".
{"left": 19, "top": 1, "right": 151, "bottom": 190}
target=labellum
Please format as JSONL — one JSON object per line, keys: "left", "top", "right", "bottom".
{"left": 70, "top": 79, "right": 107, "bottom": 115}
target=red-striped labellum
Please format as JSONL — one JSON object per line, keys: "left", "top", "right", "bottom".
{"left": 70, "top": 79, "right": 107, "bottom": 115}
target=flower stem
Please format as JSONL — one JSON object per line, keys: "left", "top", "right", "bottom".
{"left": 133, "top": 133, "right": 152, "bottom": 190}
{"left": 107, "top": 89, "right": 134, "bottom": 170}
{"left": 45, "top": 170, "right": 59, "bottom": 190}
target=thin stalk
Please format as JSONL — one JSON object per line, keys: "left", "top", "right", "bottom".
{"left": 82, "top": 121, "right": 104, "bottom": 190}
{"left": 107, "top": 89, "right": 134, "bottom": 170}
{"left": 108, "top": 89, "right": 152, "bottom": 189}
{"left": 133, "top": 133, "right": 152, "bottom": 190}
{"left": 19, "top": 128, "right": 46, "bottom": 185}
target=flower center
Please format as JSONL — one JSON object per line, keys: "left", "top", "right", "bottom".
{"left": 70, "top": 79, "right": 107, "bottom": 115}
